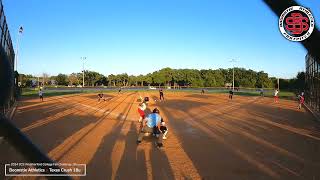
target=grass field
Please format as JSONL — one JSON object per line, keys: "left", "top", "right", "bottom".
{"left": 21, "top": 87, "right": 296, "bottom": 99}
{"left": 233, "top": 91, "right": 296, "bottom": 99}
{"left": 22, "top": 88, "right": 82, "bottom": 97}
{"left": 21, "top": 88, "right": 116, "bottom": 97}
{"left": 2, "top": 91, "right": 319, "bottom": 179}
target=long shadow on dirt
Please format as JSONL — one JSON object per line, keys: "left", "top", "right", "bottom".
{"left": 160, "top": 105, "right": 269, "bottom": 179}
{"left": 158, "top": 98, "right": 320, "bottom": 180}
{"left": 85, "top": 103, "right": 175, "bottom": 179}
{"left": 154, "top": 98, "right": 210, "bottom": 112}
{"left": 24, "top": 113, "right": 98, "bottom": 153}
{"left": 13, "top": 96, "right": 95, "bottom": 128}
{"left": 83, "top": 93, "right": 139, "bottom": 179}
{"left": 83, "top": 94, "right": 114, "bottom": 100}
{"left": 184, "top": 94, "right": 213, "bottom": 99}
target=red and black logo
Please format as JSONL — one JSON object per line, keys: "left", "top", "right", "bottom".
{"left": 279, "top": 6, "right": 314, "bottom": 41}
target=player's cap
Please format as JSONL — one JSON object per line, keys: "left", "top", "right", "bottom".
{"left": 153, "top": 108, "right": 160, "bottom": 114}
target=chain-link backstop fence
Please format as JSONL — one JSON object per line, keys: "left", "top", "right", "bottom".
{"left": 0, "top": 0, "right": 17, "bottom": 117}
{"left": 305, "top": 53, "right": 320, "bottom": 114}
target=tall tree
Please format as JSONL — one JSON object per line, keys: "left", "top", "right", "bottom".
{"left": 68, "top": 73, "right": 79, "bottom": 85}
{"left": 108, "top": 74, "right": 116, "bottom": 86}
{"left": 55, "top": 74, "right": 68, "bottom": 86}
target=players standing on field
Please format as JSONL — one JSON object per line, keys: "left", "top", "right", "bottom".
{"left": 298, "top": 92, "right": 305, "bottom": 109}
{"left": 260, "top": 88, "right": 264, "bottom": 97}
{"left": 39, "top": 88, "right": 44, "bottom": 102}
{"left": 229, "top": 90, "right": 233, "bottom": 100}
{"left": 274, "top": 89, "right": 279, "bottom": 103}
{"left": 159, "top": 88, "right": 164, "bottom": 101}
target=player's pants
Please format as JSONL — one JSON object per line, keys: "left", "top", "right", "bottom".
{"left": 229, "top": 95, "right": 233, "bottom": 99}
{"left": 138, "top": 126, "right": 163, "bottom": 144}
{"left": 160, "top": 93, "right": 164, "bottom": 100}
{"left": 138, "top": 108, "right": 145, "bottom": 118}
{"left": 138, "top": 108, "right": 145, "bottom": 122}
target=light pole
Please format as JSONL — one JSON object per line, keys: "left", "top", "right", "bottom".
{"left": 15, "top": 26, "right": 23, "bottom": 72}
{"left": 229, "top": 59, "right": 238, "bottom": 91}
{"left": 81, "top": 57, "right": 87, "bottom": 87}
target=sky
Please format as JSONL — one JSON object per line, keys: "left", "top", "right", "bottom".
{"left": 4, "top": 0, "right": 320, "bottom": 78}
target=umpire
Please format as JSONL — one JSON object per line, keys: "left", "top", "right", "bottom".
{"left": 137, "top": 108, "right": 164, "bottom": 148}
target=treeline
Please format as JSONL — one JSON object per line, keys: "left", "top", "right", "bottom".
{"left": 277, "top": 72, "right": 305, "bottom": 91}
{"left": 18, "top": 67, "right": 305, "bottom": 90}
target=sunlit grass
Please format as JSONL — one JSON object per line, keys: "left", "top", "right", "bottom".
{"left": 21, "top": 87, "right": 296, "bottom": 100}
{"left": 21, "top": 88, "right": 117, "bottom": 97}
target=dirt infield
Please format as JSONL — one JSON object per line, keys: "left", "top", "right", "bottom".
{"left": 1, "top": 91, "right": 320, "bottom": 179}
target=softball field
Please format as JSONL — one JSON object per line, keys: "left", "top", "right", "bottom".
{"left": 1, "top": 91, "right": 320, "bottom": 180}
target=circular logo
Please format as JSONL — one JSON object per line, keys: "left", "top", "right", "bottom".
{"left": 279, "top": 6, "right": 315, "bottom": 41}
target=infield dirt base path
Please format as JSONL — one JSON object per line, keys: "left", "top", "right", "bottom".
{"left": 1, "top": 91, "right": 320, "bottom": 180}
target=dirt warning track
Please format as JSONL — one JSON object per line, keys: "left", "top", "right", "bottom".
{"left": 1, "top": 91, "right": 320, "bottom": 180}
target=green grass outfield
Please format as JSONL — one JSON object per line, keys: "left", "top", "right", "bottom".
{"left": 21, "top": 88, "right": 297, "bottom": 100}
{"left": 170, "top": 89, "right": 296, "bottom": 100}
{"left": 21, "top": 88, "right": 117, "bottom": 97}
{"left": 232, "top": 91, "right": 295, "bottom": 99}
